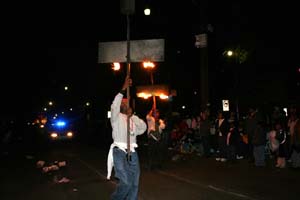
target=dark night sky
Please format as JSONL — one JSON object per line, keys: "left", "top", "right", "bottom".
{"left": 1, "top": 1, "right": 299, "bottom": 118}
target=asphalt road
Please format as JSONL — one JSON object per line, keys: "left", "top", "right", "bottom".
{"left": 1, "top": 141, "right": 300, "bottom": 200}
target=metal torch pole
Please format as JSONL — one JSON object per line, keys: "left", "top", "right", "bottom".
{"left": 150, "top": 71, "right": 156, "bottom": 112}
{"left": 126, "top": 14, "right": 131, "bottom": 160}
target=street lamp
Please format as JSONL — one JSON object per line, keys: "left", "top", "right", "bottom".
{"left": 144, "top": 7, "right": 151, "bottom": 16}
{"left": 227, "top": 50, "right": 233, "bottom": 57}
{"left": 224, "top": 47, "right": 248, "bottom": 64}
{"left": 224, "top": 46, "right": 248, "bottom": 120}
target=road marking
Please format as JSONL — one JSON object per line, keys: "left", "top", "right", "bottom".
{"left": 208, "top": 185, "right": 256, "bottom": 199}
{"left": 157, "top": 170, "right": 258, "bottom": 200}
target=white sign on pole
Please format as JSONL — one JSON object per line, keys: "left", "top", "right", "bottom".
{"left": 98, "top": 39, "right": 164, "bottom": 63}
{"left": 222, "top": 100, "right": 229, "bottom": 111}
{"left": 107, "top": 111, "right": 111, "bottom": 119}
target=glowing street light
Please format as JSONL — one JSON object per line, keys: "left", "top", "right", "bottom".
{"left": 144, "top": 8, "right": 151, "bottom": 16}
{"left": 224, "top": 47, "right": 248, "bottom": 64}
{"left": 227, "top": 50, "right": 233, "bottom": 56}
{"left": 64, "top": 86, "right": 68, "bottom": 91}
{"left": 48, "top": 101, "right": 53, "bottom": 106}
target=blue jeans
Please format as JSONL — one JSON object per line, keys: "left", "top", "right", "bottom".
{"left": 111, "top": 147, "right": 140, "bottom": 200}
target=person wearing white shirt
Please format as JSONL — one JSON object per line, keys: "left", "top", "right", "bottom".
{"left": 107, "top": 76, "right": 147, "bottom": 200}
{"left": 146, "top": 107, "right": 166, "bottom": 170}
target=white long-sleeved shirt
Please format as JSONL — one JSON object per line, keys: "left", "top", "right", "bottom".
{"left": 146, "top": 114, "right": 166, "bottom": 134}
{"left": 107, "top": 93, "right": 146, "bottom": 180}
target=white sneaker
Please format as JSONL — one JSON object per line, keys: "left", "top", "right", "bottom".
{"left": 220, "top": 158, "right": 227, "bottom": 162}
{"left": 215, "top": 157, "right": 221, "bottom": 161}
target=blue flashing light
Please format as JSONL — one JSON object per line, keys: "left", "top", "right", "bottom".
{"left": 55, "top": 120, "right": 66, "bottom": 127}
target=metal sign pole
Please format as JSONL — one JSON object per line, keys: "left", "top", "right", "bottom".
{"left": 126, "top": 14, "right": 131, "bottom": 159}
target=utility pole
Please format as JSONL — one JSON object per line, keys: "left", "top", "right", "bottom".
{"left": 195, "top": 33, "right": 209, "bottom": 110}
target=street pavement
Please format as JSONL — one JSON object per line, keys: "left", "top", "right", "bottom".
{"left": 1, "top": 141, "right": 300, "bottom": 200}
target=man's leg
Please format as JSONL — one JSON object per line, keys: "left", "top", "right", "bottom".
{"left": 126, "top": 151, "right": 140, "bottom": 200}
{"left": 111, "top": 147, "right": 131, "bottom": 200}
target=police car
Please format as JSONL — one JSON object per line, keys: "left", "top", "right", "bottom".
{"left": 47, "top": 118, "right": 74, "bottom": 141}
